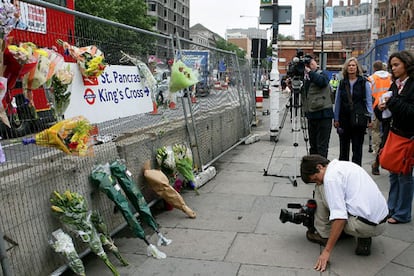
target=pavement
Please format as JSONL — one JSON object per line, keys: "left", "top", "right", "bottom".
{"left": 76, "top": 94, "right": 414, "bottom": 276}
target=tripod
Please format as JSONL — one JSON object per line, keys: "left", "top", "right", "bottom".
{"left": 264, "top": 76, "right": 309, "bottom": 186}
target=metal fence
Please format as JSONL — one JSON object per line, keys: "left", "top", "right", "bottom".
{"left": 0, "top": 1, "right": 255, "bottom": 275}
{"left": 358, "top": 29, "right": 414, "bottom": 74}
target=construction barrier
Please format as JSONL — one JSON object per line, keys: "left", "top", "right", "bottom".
{"left": 256, "top": 89, "right": 263, "bottom": 108}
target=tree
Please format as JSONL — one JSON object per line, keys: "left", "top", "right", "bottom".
{"left": 73, "top": 0, "right": 157, "bottom": 64}
{"left": 75, "top": 0, "right": 155, "bottom": 30}
{"left": 278, "top": 33, "right": 295, "bottom": 41}
{"left": 215, "top": 39, "right": 246, "bottom": 60}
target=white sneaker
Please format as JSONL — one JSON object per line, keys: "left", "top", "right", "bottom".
{"left": 157, "top": 233, "right": 172, "bottom": 246}
{"left": 146, "top": 244, "right": 167, "bottom": 259}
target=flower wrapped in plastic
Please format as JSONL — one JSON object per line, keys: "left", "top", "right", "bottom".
{"left": 49, "top": 228, "right": 86, "bottom": 276}
{"left": 169, "top": 60, "right": 199, "bottom": 93}
{"left": 0, "top": 76, "right": 10, "bottom": 127}
{"left": 57, "top": 39, "right": 107, "bottom": 77}
{"left": 50, "top": 190, "right": 119, "bottom": 276}
{"left": 91, "top": 210, "right": 129, "bottom": 266}
{"left": 3, "top": 42, "right": 38, "bottom": 89}
{"left": 173, "top": 144, "right": 199, "bottom": 194}
{"left": 22, "top": 116, "right": 93, "bottom": 156}
{"left": 0, "top": 1, "right": 18, "bottom": 39}
{"left": 156, "top": 145, "right": 176, "bottom": 178}
{"left": 50, "top": 65, "right": 74, "bottom": 119}
{"left": 22, "top": 48, "right": 51, "bottom": 90}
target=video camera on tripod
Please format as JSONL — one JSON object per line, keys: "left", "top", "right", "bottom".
{"left": 287, "top": 49, "right": 312, "bottom": 80}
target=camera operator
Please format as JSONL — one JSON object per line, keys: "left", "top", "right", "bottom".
{"left": 303, "top": 56, "right": 334, "bottom": 158}
{"left": 300, "top": 154, "right": 388, "bottom": 272}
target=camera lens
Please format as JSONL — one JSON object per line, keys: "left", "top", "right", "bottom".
{"left": 279, "top": 209, "right": 292, "bottom": 223}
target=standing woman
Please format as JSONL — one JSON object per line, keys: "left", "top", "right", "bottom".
{"left": 334, "top": 57, "right": 373, "bottom": 165}
{"left": 377, "top": 50, "right": 414, "bottom": 224}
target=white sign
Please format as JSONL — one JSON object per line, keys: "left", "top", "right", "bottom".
{"left": 64, "top": 64, "right": 153, "bottom": 124}
{"left": 324, "top": 7, "right": 333, "bottom": 35}
{"left": 16, "top": 1, "right": 47, "bottom": 34}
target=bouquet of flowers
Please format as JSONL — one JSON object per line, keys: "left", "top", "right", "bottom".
{"left": 0, "top": 1, "right": 18, "bottom": 40}
{"left": 50, "top": 65, "right": 74, "bottom": 119}
{"left": 91, "top": 210, "right": 129, "bottom": 266}
{"left": 156, "top": 145, "right": 176, "bottom": 178}
{"left": 172, "top": 144, "right": 198, "bottom": 194}
{"left": 49, "top": 228, "right": 86, "bottom": 276}
{"left": 169, "top": 60, "right": 199, "bottom": 93}
{"left": 22, "top": 116, "right": 93, "bottom": 156}
{"left": 3, "top": 42, "right": 38, "bottom": 89}
{"left": 0, "top": 76, "right": 9, "bottom": 127}
{"left": 57, "top": 39, "right": 107, "bottom": 78}
{"left": 50, "top": 190, "right": 119, "bottom": 276}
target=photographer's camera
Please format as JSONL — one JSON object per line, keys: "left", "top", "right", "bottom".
{"left": 279, "top": 199, "right": 316, "bottom": 231}
{"left": 287, "top": 49, "right": 312, "bottom": 78}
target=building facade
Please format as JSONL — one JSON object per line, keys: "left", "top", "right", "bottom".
{"left": 146, "top": 0, "right": 190, "bottom": 57}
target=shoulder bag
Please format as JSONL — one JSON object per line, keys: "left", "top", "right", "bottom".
{"left": 379, "top": 130, "right": 414, "bottom": 175}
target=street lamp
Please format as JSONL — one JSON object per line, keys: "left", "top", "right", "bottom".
{"left": 240, "top": 15, "right": 262, "bottom": 92}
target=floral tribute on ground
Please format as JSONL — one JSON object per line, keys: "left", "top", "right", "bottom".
{"left": 157, "top": 144, "right": 199, "bottom": 195}
{"left": 50, "top": 190, "right": 120, "bottom": 276}
{"left": 49, "top": 228, "right": 86, "bottom": 276}
{"left": 90, "top": 162, "right": 171, "bottom": 259}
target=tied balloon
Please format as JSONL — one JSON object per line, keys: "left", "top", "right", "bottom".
{"left": 50, "top": 190, "right": 120, "bottom": 276}
{"left": 57, "top": 39, "right": 107, "bottom": 78}
{"left": 22, "top": 116, "right": 94, "bottom": 156}
{"left": 49, "top": 229, "right": 86, "bottom": 276}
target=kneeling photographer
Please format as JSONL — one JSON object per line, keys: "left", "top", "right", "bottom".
{"left": 302, "top": 55, "right": 334, "bottom": 158}
{"left": 299, "top": 154, "right": 388, "bottom": 272}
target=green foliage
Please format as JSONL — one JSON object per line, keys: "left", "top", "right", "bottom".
{"left": 74, "top": 0, "right": 157, "bottom": 64}
{"left": 278, "top": 33, "right": 295, "bottom": 41}
{"left": 215, "top": 38, "right": 247, "bottom": 60}
{"left": 75, "top": 0, "right": 155, "bottom": 30}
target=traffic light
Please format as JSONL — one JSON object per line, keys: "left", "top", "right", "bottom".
{"left": 251, "top": 39, "right": 267, "bottom": 59}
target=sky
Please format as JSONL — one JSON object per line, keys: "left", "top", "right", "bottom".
{"left": 189, "top": 0, "right": 368, "bottom": 40}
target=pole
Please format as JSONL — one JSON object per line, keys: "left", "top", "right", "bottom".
{"left": 321, "top": 2, "right": 325, "bottom": 70}
{"left": 269, "top": 0, "right": 280, "bottom": 141}
{"left": 257, "top": 18, "right": 261, "bottom": 94}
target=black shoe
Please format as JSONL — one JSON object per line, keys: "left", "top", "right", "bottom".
{"left": 355, "top": 237, "right": 372, "bottom": 256}
{"left": 371, "top": 163, "right": 380, "bottom": 175}
{"left": 306, "top": 230, "right": 328, "bottom": 246}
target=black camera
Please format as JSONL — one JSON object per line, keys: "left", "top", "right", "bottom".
{"left": 279, "top": 199, "right": 317, "bottom": 231}
{"left": 287, "top": 49, "right": 312, "bottom": 78}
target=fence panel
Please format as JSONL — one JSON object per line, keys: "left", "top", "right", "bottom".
{"left": 358, "top": 30, "right": 414, "bottom": 74}
{"left": 0, "top": 1, "right": 255, "bottom": 275}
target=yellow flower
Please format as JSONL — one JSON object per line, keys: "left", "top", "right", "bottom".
{"left": 51, "top": 205, "right": 65, "bottom": 213}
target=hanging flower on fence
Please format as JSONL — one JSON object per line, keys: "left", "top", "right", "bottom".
{"left": 22, "top": 116, "right": 93, "bottom": 156}
{"left": 0, "top": 1, "right": 19, "bottom": 40}
{"left": 169, "top": 60, "right": 199, "bottom": 93}
{"left": 49, "top": 228, "right": 86, "bottom": 276}
{"left": 57, "top": 39, "right": 107, "bottom": 78}
{"left": 50, "top": 190, "right": 120, "bottom": 276}
{"left": 50, "top": 65, "right": 74, "bottom": 119}
{"left": 3, "top": 43, "right": 38, "bottom": 89}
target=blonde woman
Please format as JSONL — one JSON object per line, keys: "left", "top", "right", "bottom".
{"left": 333, "top": 57, "right": 373, "bottom": 166}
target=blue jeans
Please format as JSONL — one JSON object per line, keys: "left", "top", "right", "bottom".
{"left": 388, "top": 172, "right": 414, "bottom": 223}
